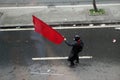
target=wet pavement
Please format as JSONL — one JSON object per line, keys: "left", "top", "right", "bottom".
{"left": 0, "top": 27, "right": 120, "bottom": 80}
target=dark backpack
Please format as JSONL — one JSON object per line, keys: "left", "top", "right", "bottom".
{"left": 79, "top": 40, "right": 84, "bottom": 52}
{"left": 80, "top": 40, "right": 84, "bottom": 48}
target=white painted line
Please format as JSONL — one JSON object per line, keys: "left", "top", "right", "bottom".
{"left": 57, "top": 25, "right": 119, "bottom": 29}
{"left": 0, "top": 25, "right": 120, "bottom": 31}
{"left": 32, "top": 56, "right": 93, "bottom": 60}
{"left": 115, "top": 27, "right": 120, "bottom": 30}
{"left": 0, "top": 28, "right": 34, "bottom": 31}
{"left": 31, "top": 72, "right": 64, "bottom": 75}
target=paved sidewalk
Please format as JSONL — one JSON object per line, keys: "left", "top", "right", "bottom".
{"left": 0, "top": 4, "right": 120, "bottom": 27}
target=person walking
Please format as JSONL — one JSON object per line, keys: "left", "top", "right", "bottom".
{"left": 64, "top": 35, "right": 84, "bottom": 67}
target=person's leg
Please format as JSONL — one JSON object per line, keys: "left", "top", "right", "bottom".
{"left": 70, "top": 60, "right": 75, "bottom": 67}
{"left": 76, "top": 55, "right": 79, "bottom": 63}
{"left": 68, "top": 52, "right": 73, "bottom": 62}
{"left": 70, "top": 55, "right": 76, "bottom": 67}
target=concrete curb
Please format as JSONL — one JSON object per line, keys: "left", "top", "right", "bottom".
{"left": 0, "top": 3, "right": 120, "bottom": 9}
{"left": 0, "top": 20, "right": 120, "bottom": 28}
{"left": 0, "top": 12, "right": 4, "bottom": 24}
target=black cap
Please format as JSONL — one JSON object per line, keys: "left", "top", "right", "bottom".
{"left": 74, "top": 35, "right": 80, "bottom": 41}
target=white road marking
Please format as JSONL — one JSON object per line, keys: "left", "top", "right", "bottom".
{"left": 0, "top": 28, "right": 34, "bottom": 31}
{"left": 1, "top": 24, "right": 120, "bottom": 31}
{"left": 115, "top": 27, "right": 120, "bottom": 30}
{"left": 32, "top": 56, "right": 93, "bottom": 60}
{"left": 31, "top": 72, "right": 64, "bottom": 75}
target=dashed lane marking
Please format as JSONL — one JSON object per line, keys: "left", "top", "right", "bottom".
{"left": 115, "top": 27, "right": 120, "bottom": 30}
{"left": 31, "top": 72, "right": 64, "bottom": 75}
{"left": 32, "top": 56, "right": 93, "bottom": 60}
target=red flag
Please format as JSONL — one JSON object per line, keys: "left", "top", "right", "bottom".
{"left": 32, "top": 15, "right": 64, "bottom": 44}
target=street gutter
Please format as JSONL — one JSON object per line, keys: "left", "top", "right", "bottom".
{"left": 0, "top": 23, "right": 120, "bottom": 31}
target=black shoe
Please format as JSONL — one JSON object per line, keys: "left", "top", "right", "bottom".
{"left": 67, "top": 58, "right": 70, "bottom": 61}
{"left": 69, "top": 63, "right": 75, "bottom": 68}
{"left": 69, "top": 64, "right": 75, "bottom": 68}
{"left": 75, "top": 61, "right": 79, "bottom": 64}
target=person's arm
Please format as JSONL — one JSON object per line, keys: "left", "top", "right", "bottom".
{"left": 64, "top": 38, "right": 75, "bottom": 46}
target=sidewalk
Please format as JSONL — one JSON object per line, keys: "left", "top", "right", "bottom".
{"left": 0, "top": 4, "right": 120, "bottom": 27}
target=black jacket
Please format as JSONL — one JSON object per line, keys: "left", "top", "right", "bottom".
{"left": 65, "top": 40, "right": 84, "bottom": 54}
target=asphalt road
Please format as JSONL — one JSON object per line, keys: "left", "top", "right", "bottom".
{"left": 0, "top": 27, "right": 120, "bottom": 80}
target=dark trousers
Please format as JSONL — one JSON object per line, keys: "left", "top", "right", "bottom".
{"left": 68, "top": 53, "right": 79, "bottom": 66}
